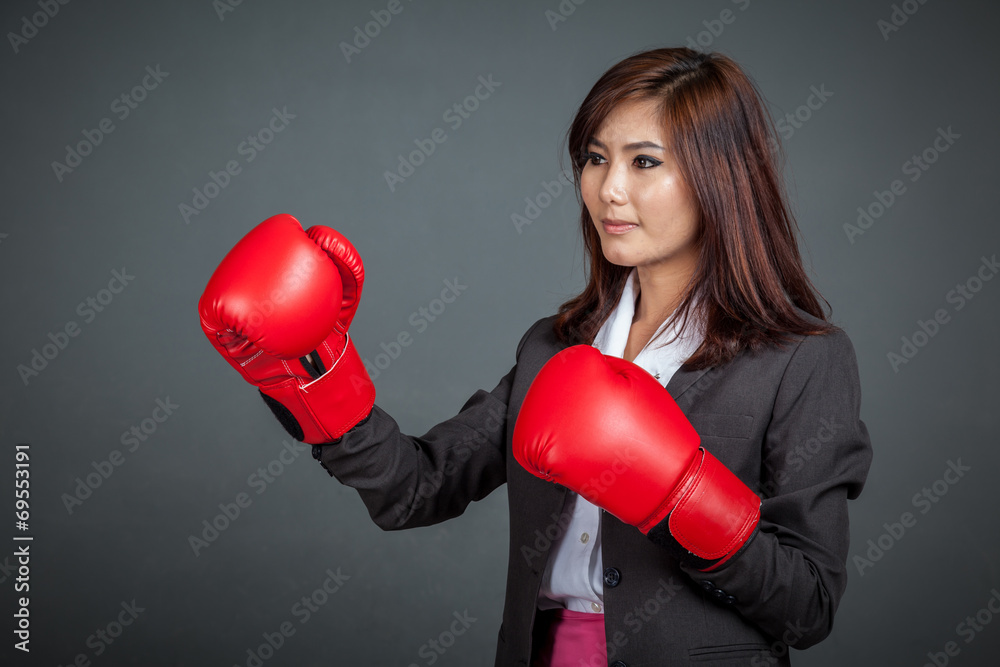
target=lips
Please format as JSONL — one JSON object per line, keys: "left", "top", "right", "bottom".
{"left": 601, "top": 218, "right": 638, "bottom": 235}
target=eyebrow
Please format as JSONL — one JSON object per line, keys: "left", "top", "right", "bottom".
{"left": 587, "top": 137, "right": 666, "bottom": 151}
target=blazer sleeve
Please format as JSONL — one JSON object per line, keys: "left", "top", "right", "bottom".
{"left": 310, "top": 320, "right": 540, "bottom": 531}
{"left": 679, "top": 326, "right": 874, "bottom": 649}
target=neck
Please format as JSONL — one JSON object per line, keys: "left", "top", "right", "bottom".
{"left": 633, "top": 256, "right": 698, "bottom": 325}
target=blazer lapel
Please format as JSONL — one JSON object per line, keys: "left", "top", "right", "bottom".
{"left": 664, "top": 364, "right": 715, "bottom": 405}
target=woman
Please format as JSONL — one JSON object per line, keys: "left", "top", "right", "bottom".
{"left": 199, "top": 47, "right": 873, "bottom": 666}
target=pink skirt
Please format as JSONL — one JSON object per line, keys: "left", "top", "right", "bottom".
{"left": 532, "top": 608, "right": 607, "bottom": 667}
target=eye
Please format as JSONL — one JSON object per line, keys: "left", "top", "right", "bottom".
{"left": 580, "top": 151, "right": 606, "bottom": 166}
{"left": 634, "top": 155, "right": 662, "bottom": 169}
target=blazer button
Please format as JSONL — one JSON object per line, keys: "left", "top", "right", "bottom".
{"left": 699, "top": 579, "right": 715, "bottom": 592}
{"left": 610, "top": 661, "right": 628, "bottom": 667}
{"left": 603, "top": 567, "right": 621, "bottom": 588}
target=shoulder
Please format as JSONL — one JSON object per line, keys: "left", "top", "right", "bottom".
{"left": 705, "top": 307, "right": 861, "bottom": 394}
{"left": 784, "top": 306, "right": 858, "bottom": 361}
{"left": 768, "top": 307, "right": 863, "bottom": 396}
{"left": 515, "top": 314, "right": 561, "bottom": 360}
{"left": 729, "top": 304, "right": 855, "bottom": 363}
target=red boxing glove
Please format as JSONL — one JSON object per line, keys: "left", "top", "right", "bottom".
{"left": 199, "top": 214, "right": 375, "bottom": 444}
{"left": 513, "top": 345, "right": 760, "bottom": 571}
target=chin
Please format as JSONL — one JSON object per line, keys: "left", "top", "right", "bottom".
{"left": 600, "top": 250, "right": 639, "bottom": 268}
{"left": 598, "top": 239, "right": 640, "bottom": 268}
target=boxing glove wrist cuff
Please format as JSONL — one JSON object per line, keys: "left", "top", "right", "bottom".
{"left": 259, "top": 334, "right": 375, "bottom": 444}
{"left": 645, "top": 448, "right": 761, "bottom": 571}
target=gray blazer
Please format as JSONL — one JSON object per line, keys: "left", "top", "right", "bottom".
{"left": 313, "top": 310, "right": 873, "bottom": 666}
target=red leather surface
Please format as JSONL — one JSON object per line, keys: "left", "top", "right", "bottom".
{"left": 513, "top": 344, "right": 759, "bottom": 562}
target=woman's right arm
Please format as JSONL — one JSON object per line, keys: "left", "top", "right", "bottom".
{"left": 197, "top": 214, "right": 541, "bottom": 531}
{"left": 312, "top": 318, "right": 544, "bottom": 531}
{"left": 312, "top": 364, "right": 515, "bottom": 530}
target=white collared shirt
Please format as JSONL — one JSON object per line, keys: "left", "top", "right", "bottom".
{"left": 536, "top": 268, "right": 705, "bottom": 613}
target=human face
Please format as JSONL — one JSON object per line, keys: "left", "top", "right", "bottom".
{"left": 580, "top": 97, "right": 701, "bottom": 278}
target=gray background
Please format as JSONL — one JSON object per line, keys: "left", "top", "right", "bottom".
{"left": 2, "top": 0, "right": 998, "bottom": 665}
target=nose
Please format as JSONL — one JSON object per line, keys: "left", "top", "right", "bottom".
{"left": 598, "top": 164, "right": 629, "bottom": 205}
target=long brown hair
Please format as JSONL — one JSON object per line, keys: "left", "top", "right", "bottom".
{"left": 555, "top": 47, "right": 833, "bottom": 369}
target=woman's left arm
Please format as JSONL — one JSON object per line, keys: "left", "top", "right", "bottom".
{"left": 679, "top": 327, "right": 874, "bottom": 649}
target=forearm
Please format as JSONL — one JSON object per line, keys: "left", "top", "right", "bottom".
{"left": 314, "top": 369, "right": 513, "bottom": 530}
{"left": 678, "top": 493, "right": 851, "bottom": 648}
